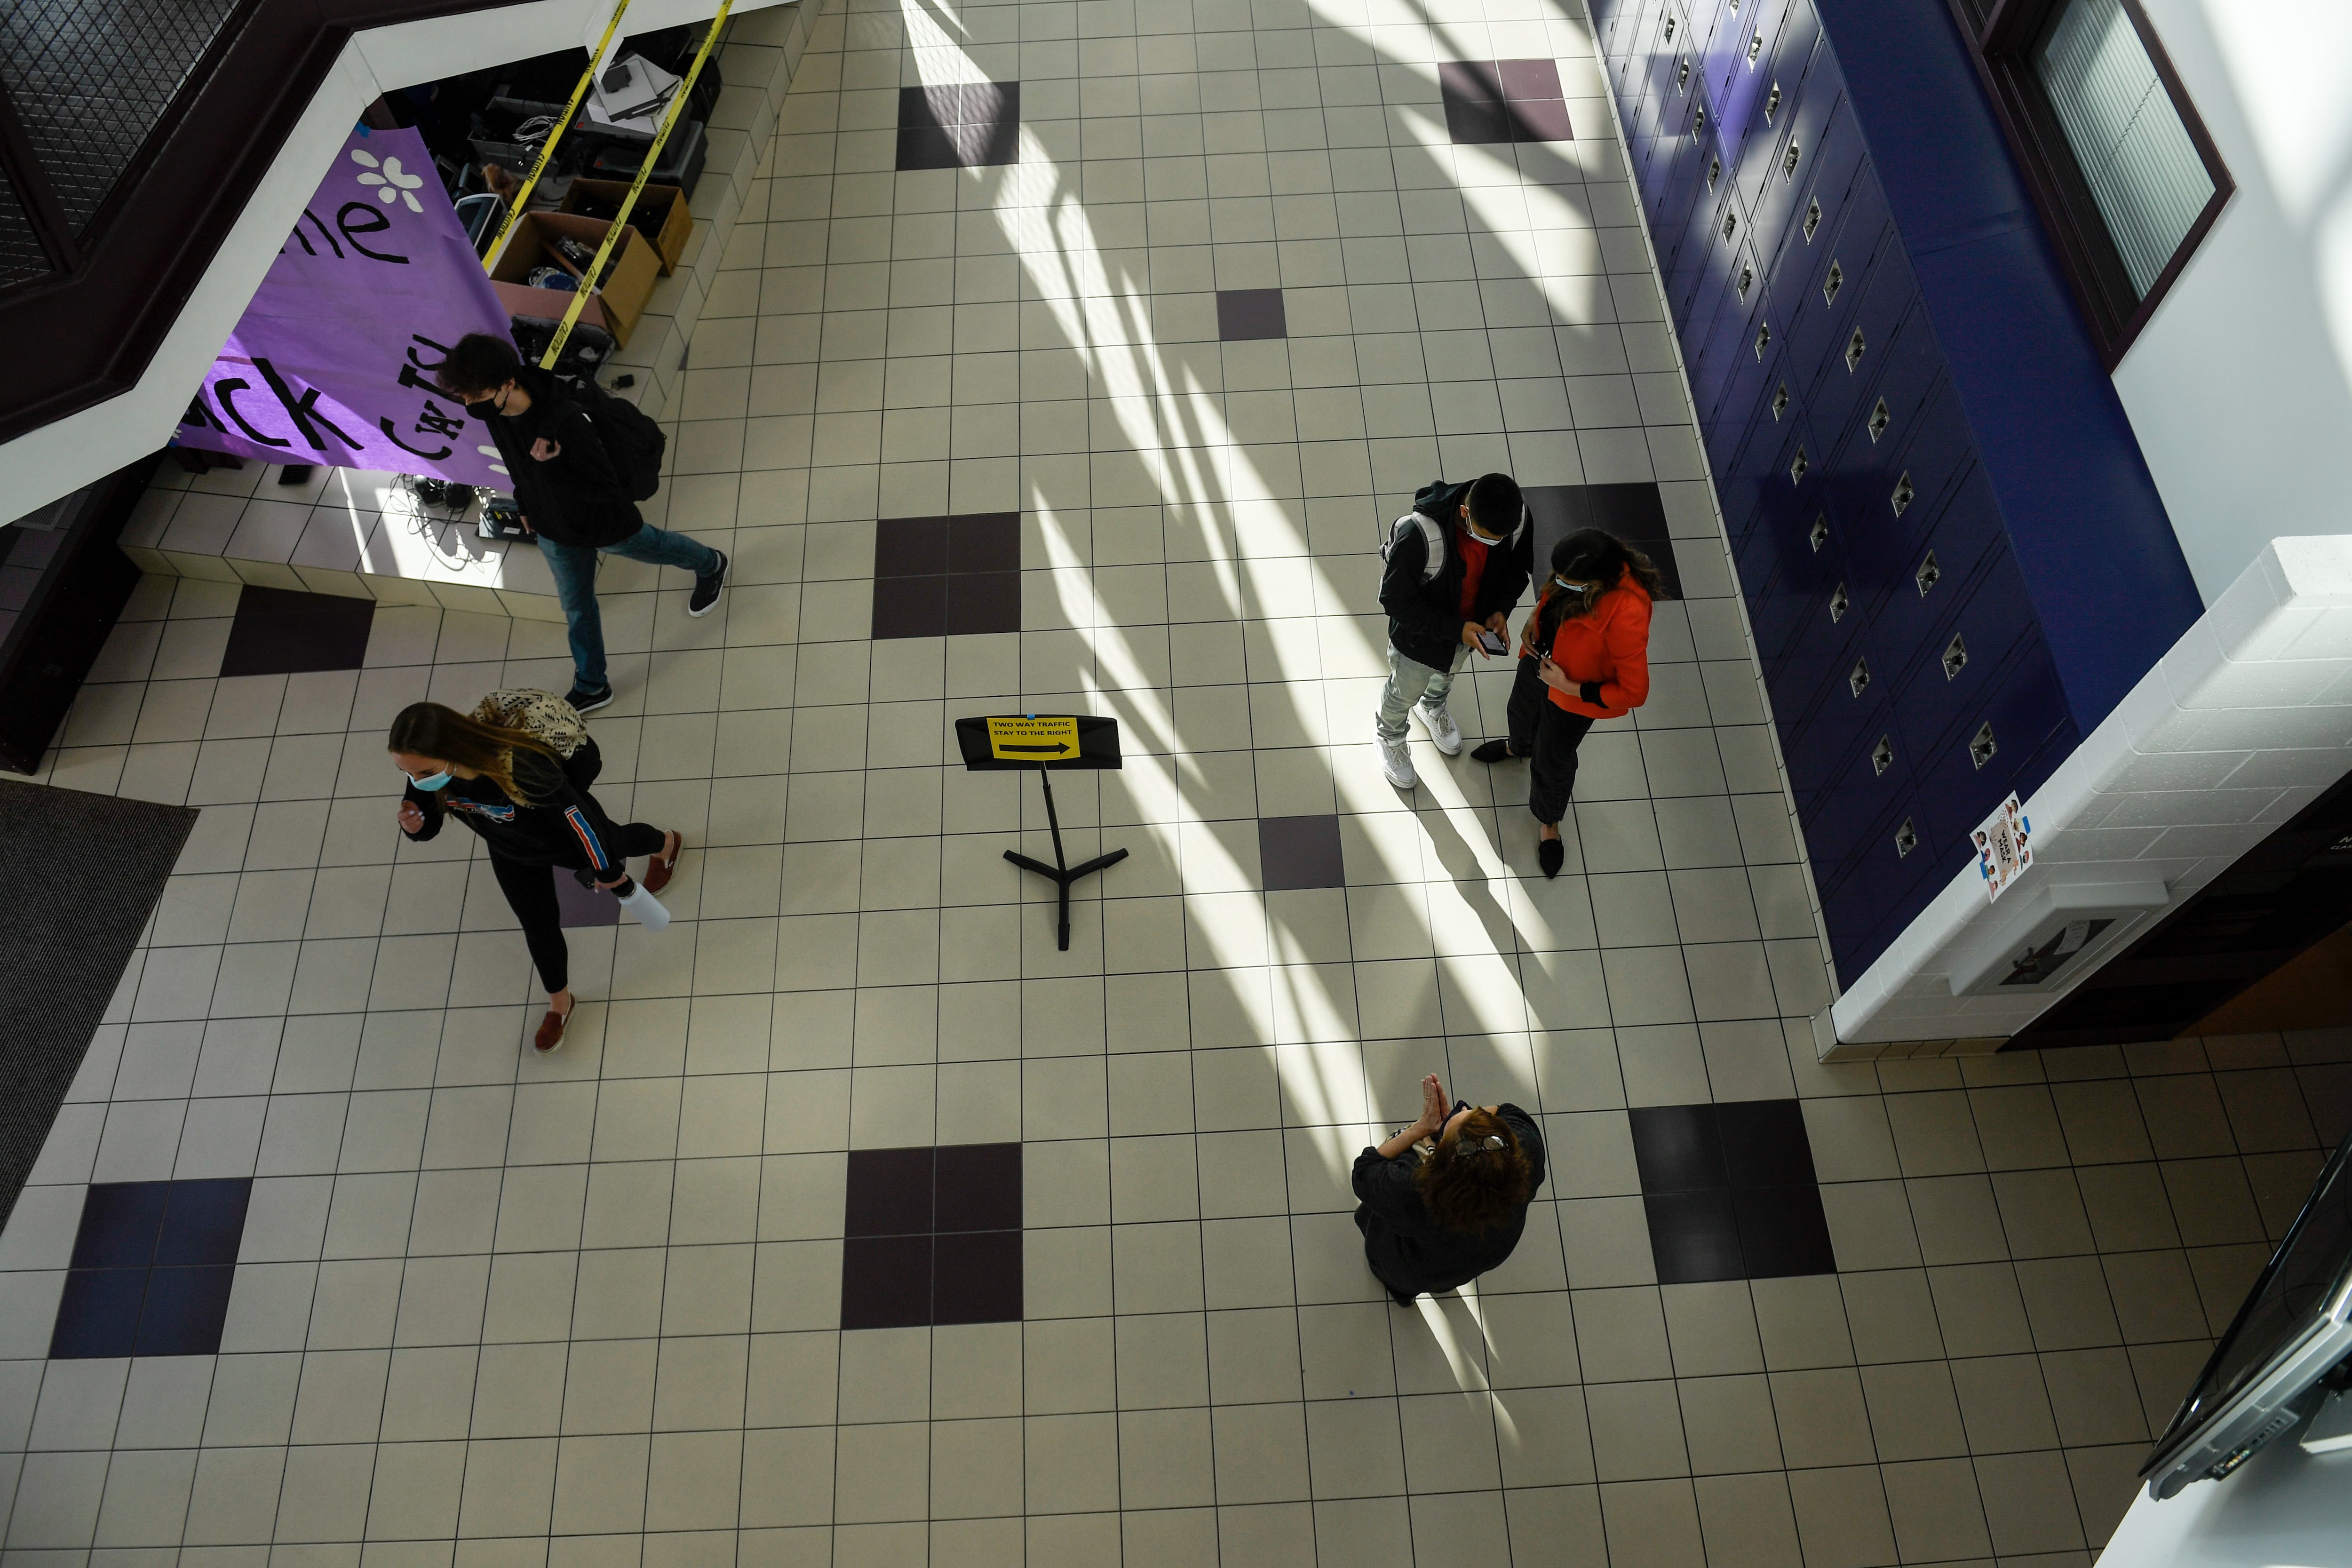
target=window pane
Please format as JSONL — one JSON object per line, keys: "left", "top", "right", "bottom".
{"left": 2032, "top": 0, "right": 2214, "bottom": 299}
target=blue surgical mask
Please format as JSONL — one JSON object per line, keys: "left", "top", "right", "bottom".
{"left": 408, "top": 770, "right": 453, "bottom": 791}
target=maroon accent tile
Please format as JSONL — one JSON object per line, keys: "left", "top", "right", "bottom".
{"left": 896, "top": 126, "right": 961, "bottom": 172}
{"left": 845, "top": 1147, "right": 935, "bottom": 1237}
{"left": 1444, "top": 98, "right": 1515, "bottom": 146}
{"left": 963, "top": 81, "right": 1019, "bottom": 125}
{"left": 900, "top": 84, "right": 958, "bottom": 129}
{"left": 935, "top": 1143, "right": 1022, "bottom": 1232}
{"left": 841, "top": 1234, "right": 934, "bottom": 1329}
{"left": 897, "top": 81, "right": 1020, "bottom": 170}
{"left": 1216, "top": 288, "right": 1288, "bottom": 342}
{"left": 71, "top": 1182, "right": 169, "bottom": 1268}
{"left": 1717, "top": 1099, "right": 1819, "bottom": 1188}
{"left": 872, "top": 575, "right": 949, "bottom": 640}
{"left": 555, "top": 869, "right": 620, "bottom": 928}
{"left": 1438, "top": 60, "right": 1505, "bottom": 103}
{"left": 1645, "top": 1190, "right": 1746, "bottom": 1284}
{"left": 1512, "top": 97, "right": 1575, "bottom": 143}
{"left": 945, "top": 571, "right": 1021, "bottom": 635}
{"left": 1629, "top": 1104, "right": 1730, "bottom": 1193}
{"left": 876, "top": 516, "right": 952, "bottom": 578}
{"left": 1258, "top": 814, "right": 1346, "bottom": 891}
{"left": 1734, "top": 1187, "right": 1838, "bottom": 1278}
{"left": 948, "top": 512, "right": 1022, "bottom": 574}
{"left": 932, "top": 1231, "right": 1022, "bottom": 1324}
{"left": 218, "top": 584, "right": 374, "bottom": 677}
{"left": 1524, "top": 483, "right": 1683, "bottom": 599}
{"left": 1497, "top": 57, "right": 1564, "bottom": 101}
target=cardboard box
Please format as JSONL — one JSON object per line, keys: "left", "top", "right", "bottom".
{"left": 487, "top": 211, "right": 660, "bottom": 347}
{"left": 561, "top": 179, "right": 691, "bottom": 275}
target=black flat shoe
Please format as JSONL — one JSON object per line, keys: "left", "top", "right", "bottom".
{"left": 1470, "top": 739, "right": 1515, "bottom": 764}
{"left": 1537, "top": 836, "right": 1565, "bottom": 879}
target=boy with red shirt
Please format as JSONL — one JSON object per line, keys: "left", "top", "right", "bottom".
{"left": 1374, "top": 473, "right": 1533, "bottom": 789}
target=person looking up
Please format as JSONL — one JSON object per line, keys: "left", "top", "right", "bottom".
{"left": 1354, "top": 1073, "right": 1547, "bottom": 1304}
{"left": 1374, "top": 472, "right": 1534, "bottom": 789}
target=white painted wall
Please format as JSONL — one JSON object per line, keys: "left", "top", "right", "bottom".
{"left": 2098, "top": 1417, "right": 2352, "bottom": 1568}
{"left": 0, "top": 0, "right": 789, "bottom": 523}
{"left": 2113, "top": 0, "right": 2352, "bottom": 602}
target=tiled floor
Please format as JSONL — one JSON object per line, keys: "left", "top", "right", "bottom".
{"left": 4, "top": 0, "right": 2352, "bottom": 1563}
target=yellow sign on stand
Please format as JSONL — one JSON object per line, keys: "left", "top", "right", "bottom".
{"left": 984, "top": 715, "right": 1081, "bottom": 763}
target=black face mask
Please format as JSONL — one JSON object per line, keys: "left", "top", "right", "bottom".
{"left": 463, "top": 396, "right": 500, "bottom": 420}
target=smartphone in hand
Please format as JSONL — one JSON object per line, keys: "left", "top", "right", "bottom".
{"left": 1476, "top": 628, "right": 1508, "bottom": 656}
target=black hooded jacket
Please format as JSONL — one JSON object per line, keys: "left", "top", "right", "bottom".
{"left": 479, "top": 366, "right": 643, "bottom": 549}
{"left": 1352, "top": 1104, "right": 1547, "bottom": 1296}
{"left": 1378, "top": 478, "right": 1535, "bottom": 670}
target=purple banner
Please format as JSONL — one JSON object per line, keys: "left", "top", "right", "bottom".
{"left": 176, "top": 126, "right": 514, "bottom": 488}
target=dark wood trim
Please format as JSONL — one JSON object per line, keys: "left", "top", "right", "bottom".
{"left": 1943, "top": 0, "right": 2233, "bottom": 370}
{"left": 0, "top": 0, "right": 529, "bottom": 446}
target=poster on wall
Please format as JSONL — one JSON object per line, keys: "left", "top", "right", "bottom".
{"left": 173, "top": 125, "right": 513, "bottom": 489}
{"left": 1973, "top": 792, "right": 2033, "bottom": 903}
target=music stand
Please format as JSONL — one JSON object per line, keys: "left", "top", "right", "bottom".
{"left": 954, "top": 715, "right": 1126, "bottom": 951}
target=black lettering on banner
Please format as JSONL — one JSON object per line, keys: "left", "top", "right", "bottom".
{"left": 413, "top": 400, "right": 466, "bottom": 440}
{"left": 301, "top": 209, "right": 343, "bottom": 258}
{"left": 395, "top": 360, "right": 439, "bottom": 393}
{"left": 252, "top": 357, "right": 361, "bottom": 452}
{"left": 335, "top": 201, "right": 408, "bottom": 264}
{"left": 212, "top": 378, "right": 291, "bottom": 447}
{"left": 380, "top": 416, "right": 453, "bottom": 461}
{"left": 182, "top": 392, "right": 228, "bottom": 431}
{"left": 406, "top": 334, "right": 453, "bottom": 369}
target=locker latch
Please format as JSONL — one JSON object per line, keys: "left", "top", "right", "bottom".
{"left": 1970, "top": 722, "right": 1997, "bottom": 769}
{"left": 1737, "top": 263, "right": 1755, "bottom": 302}
{"left": 1664, "top": 15, "right": 1677, "bottom": 41}
{"left": 1708, "top": 154, "right": 1722, "bottom": 190}
{"left": 1872, "top": 735, "right": 1894, "bottom": 776}
{"left": 1722, "top": 210, "right": 1739, "bottom": 243}
{"left": 1941, "top": 633, "right": 1968, "bottom": 679}
{"left": 1782, "top": 139, "right": 1801, "bottom": 182}
{"left": 1771, "top": 384, "right": 1789, "bottom": 421}
{"left": 1809, "top": 513, "right": 1830, "bottom": 552}
{"left": 1764, "top": 83, "right": 1782, "bottom": 126}
{"left": 1895, "top": 818, "right": 1918, "bottom": 858}
{"left": 1789, "top": 445, "right": 1810, "bottom": 484}
{"left": 1822, "top": 261, "right": 1843, "bottom": 307}
{"left": 1803, "top": 197, "right": 1821, "bottom": 240}
{"left": 1915, "top": 550, "right": 1940, "bottom": 596}
{"left": 1753, "top": 321, "right": 1772, "bottom": 358}
{"left": 1867, "top": 398, "right": 1891, "bottom": 444}
{"left": 1890, "top": 472, "right": 1915, "bottom": 517}
{"left": 1845, "top": 328, "right": 1866, "bottom": 372}
{"left": 1749, "top": 31, "right": 1765, "bottom": 66}
{"left": 1692, "top": 107, "right": 1708, "bottom": 141}
{"left": 1678, "top": 58, "right": 1691, "bottom": 91}
{"left": 1849, "top": 657, "right": 1870, "bottom": 697}
{"left": 1829, "top": 583, "right": 1849, "bottom": 622}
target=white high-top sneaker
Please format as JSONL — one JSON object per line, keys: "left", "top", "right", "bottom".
{"left": 1415, "top": 701, "right": 1462, "bottom": 756}
{"left": 1377, "top": 728, "right": 1417, "bottom": 788}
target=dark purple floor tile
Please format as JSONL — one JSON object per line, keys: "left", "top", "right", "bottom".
{"left": 1497, "top": 58, "right": 1564, "bottom": 101}
{"left": 872, "top": 575, "right": 949, "bottom": 640}
{"left": 933, "top": 1231, "right": 1022, "bottom": 1324}
{"left": 1216, "top": 288, "right": 1288, "bottom": 342}
{"left": 555, "top": 868, "right": 621, "bottom": 929}
{"left": 963, "top": 81, "right": 1019, "bottom": 124}
{"left": 1716, "top": 1099, "right": 1819, "bottom": 1189}
{"left": 841, "top": 1234, "right": 934, "bottom": 1329}
{"left": 935, "top": 1143, "right": 1022, "bottom": 1232}
{"left": 1511, "top": 98, "right": 1575, "bottom": 143}
{"left": 50, "top": 1268, "right": 148, "bottom": 1358}
{"left": 953, "top": 118, "right": 1021, "bottom": 167}
{"left": 948, "top": 512, "right": 1022, "bottom": 575}
{"left": 134, "top": 1265, "right": 238, "bottom": 1355}
{"left": 1643, "top": 1190, "right": 1746, "bottom": 1284}
{"left": 1444, "top": 98, "right": 1515, "bottom": 145}
{"left": 877, "top": 516, "right": 953, "bottom": 578}
{"left": 1523, "top": 483, "right": 1684, "bottom": 599}
{"left": 1732, "top": 1186, "right": 1838, "bottom": 1277}
{"left": 154, "top": 1178, "right": 252, "bottom": 1267}
{"left": 218, "top": 585, "right": 374, "bottom": 677}
{"left": 1628, "top": 1104, "right": 1728, "bottom": 1194}
{"left": 1438, "top": 60, "right": 1505, "bottom": 104}
{"left": 900, "top": 83, "right": 957, "bottom": 130}
{"left": 896, "top": 126, "right": 962, "bottom": 172}
{"left": 1259, "top": 814, "right": 1346, "bottom": 891}
{"left": 945, "top": 571, "right": 1021, "bottom": 635}
{"left": 70, "top": 1181, "right": 171, "bottom": 1268}
{"left": 846, "top": 1146, "right": 936, "bottom": 1237}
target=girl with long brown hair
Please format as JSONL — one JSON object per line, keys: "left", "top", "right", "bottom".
{"left": 388, "top": 696, "right": 682, "bottom": 1053}
{"left": 1472, "top": 527, "right": 1665, "bottom": 876}
{"left": 1353, "top": 1073, "right": 1547, "bottom": 1304}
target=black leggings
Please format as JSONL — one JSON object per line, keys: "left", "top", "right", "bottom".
{"left": 1505, "top": 655, "right": 1597, "bottom": 826}
{"left": 489, "top": 826, "right": 665, "bottom": 994}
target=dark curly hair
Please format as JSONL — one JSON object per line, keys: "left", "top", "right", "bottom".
{"left": 1414, "top": 1108, "right": 1535, "bottom": 1233}
{"left": 434, "top": 331, "right": 525, "bottom": 400}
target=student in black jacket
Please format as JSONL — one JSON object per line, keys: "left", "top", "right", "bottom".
{"left": 435, "top": 333, "right": 728, "bottom": 714}
{"left": 1375, "top": 473, "right": 1534, "bottom": 789}
{"left": 1354, "top": 1073, "right": 1547, "bottom": 1303}
{"left": 389, "top": 699, "right": 682, "bottom": 1053}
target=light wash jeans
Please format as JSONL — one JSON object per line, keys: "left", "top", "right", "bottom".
{"left": 538, "top": 523, "right": 721, "bottom": 691}
{"left": 1374, "top": 642, "right": 1466, "bottom": 743}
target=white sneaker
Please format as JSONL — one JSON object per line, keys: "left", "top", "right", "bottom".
{"left": 1377, "top": 732, "right": 1417, "bottom": 789}
{"left": 1416, "top": 702, "right": 1462, "bottom": 756}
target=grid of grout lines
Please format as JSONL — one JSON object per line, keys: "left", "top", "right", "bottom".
{"left": 1, "top": 0, "right": 2350, "bottom": 1562}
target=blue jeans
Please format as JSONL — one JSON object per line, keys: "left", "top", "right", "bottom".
{"left": 538, "top": 524, "right": 721, "bottom": 691}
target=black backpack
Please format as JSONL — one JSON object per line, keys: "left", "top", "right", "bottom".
{"left": 564, "top": 377, "right": 667, "bottom": 502}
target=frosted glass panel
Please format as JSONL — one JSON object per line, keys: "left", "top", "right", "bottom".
{"left": 2033, "top": 0, "right": 2213, "bottom": 298}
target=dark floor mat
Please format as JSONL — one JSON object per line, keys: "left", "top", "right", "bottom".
{"left": 0, "top": 781, "right": 196, "bottom": 1231}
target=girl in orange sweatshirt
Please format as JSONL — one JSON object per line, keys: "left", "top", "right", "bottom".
{"left": 1472, "top": 529, "right": 1664, "bottom": 876}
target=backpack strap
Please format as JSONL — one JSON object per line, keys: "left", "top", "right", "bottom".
{"left": 1383, "top": 512, "right": 1446, "bottom": 583}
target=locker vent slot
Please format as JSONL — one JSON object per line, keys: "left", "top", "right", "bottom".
{"left": 1754, "top": 321, "right": 1772, "bottom": 358}
{"left": 1848, "top": 657, "right": 1870, "bottom": 698}
{"left": 1788, "top": 446, "right": 1810, "bottom": 484}
{"left": 1678, "top": 58, "right": 1691, "bottom": 91}
{"left": 1764, "top": 82, "right": 1782, "bottom": 125}
{"left": 1822, "top": 261, "right": 1843, "bottom": 306}
{"left": 1941, "top": 634, "right": 1968, "bottom": 680}
{"left": 1970, "top": 722, "right": 1997, "bottom": 770}
{"left": 1749, "top": 32, "right": 1765, "bottom": 66}
{"left": 1804, "top": 196, "right": 1821, "bottom": 240}
{"left": 1829, "top": 583, "right": 1849, "bottom": 622}
{"left": 1809, "top": 513, "right": 1830, "bottom": 552}
{"left": 1708, "top": 154, "right": 1722, "bottom": 190}
{"left": 1771, "top": 383, "right": 1789, "bottom": 421}
{"left": 1782, "top": 138, "right": 1801, "bottom": 181}
{"left": 1895, "top": 817, "right": 1918, "bottom": 858}
{"left": 1867, "top": 397, "right": 1890, "bottom": 443}
{"left": 1891, "top": 472, "right": 1915, "bottom": 517}
{"left": 1871, "top": 735, "right": 1894, "bottom": 776}
{"left": 1737, "top": 263, "right": 1755, "bottom": 302}
{"left": 1845, "top": 327, "right": 1866, "bottom": 372}
{"left": 1915, "top": 550, "right": 1940, "bottom": 596}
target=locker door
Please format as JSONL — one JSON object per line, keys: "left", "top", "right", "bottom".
{"left": 1805, "top": 713, "right": 1916, "bottom": 888}
{"left": 1711, "top": 0, "right": 1795, "bottom": 166}
{"left": 1773, "top": 555, "right": 1869, "bottom": 717}
{"left": 1690, "top": 243, "right": 1769, "bottom": 421}
{"left": 1713, "top": 394, "right": 1792, "bottom": 548}
{"left": 1704, "top": 296, "right": 1792, "bottom": 458}
{"left": 1818, "top": 789, "right": 1939, "bottom": 980}
{"left": 1786, "top": 621, "right": 1891, "bottom": 803}
{"left": 1908, "top": 637, "right": 2074, "bottom": 860}
{"left": 1888, "top": 557, "right": 2046, "bottom": 787}
{"left": 1862, "top": 465, "right": 2005, "bottom": 674}
{"left": 1757, "top": 90, "right": 1866, "bottom": 284}
{"left": 1778, "top": 167, "right": 1882, "bottom": 414}
{"left": 1845, "top": 376, "right": 1977, "bottom": 601}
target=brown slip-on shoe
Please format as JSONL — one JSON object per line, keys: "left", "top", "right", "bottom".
{"left": 644, "top": 829, "right": 683, "bottom": 895}
{"left": 534, "top": 1003, "right": 572, "bottom": 1054}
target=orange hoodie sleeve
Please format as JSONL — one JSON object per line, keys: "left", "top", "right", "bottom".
{"left": 1597, "top": 592, "right": 1653, "bottom": 712}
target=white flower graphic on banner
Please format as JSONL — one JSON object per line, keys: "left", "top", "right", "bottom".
{"left": 350, "top": 149, "right": 425, "bottom": 212}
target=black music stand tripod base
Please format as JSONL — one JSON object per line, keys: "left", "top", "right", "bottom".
{"left": 1005, "top": 769, "right": 1126, "bottom": 951}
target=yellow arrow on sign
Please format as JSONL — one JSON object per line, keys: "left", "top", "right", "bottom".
{"left": 985, "top": 715, "right": 1080, "bottom": 762}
